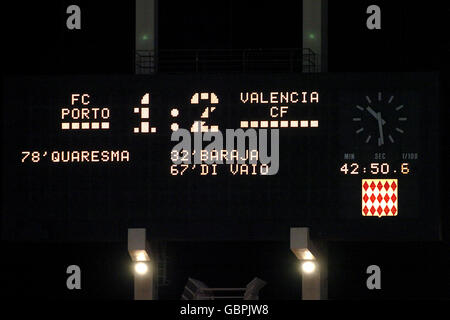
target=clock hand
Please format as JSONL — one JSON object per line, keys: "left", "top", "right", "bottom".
{"left": 366, "top": 106, "right": 386, "bottom": 125}
{"left": 377, "top": 112, "right": 385, "bottom": 146}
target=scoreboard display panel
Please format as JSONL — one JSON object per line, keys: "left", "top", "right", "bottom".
{"left": 1, "top": 73, "right": 441, "bottom": 241}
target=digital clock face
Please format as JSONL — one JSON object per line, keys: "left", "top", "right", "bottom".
{"left": 1, "top": 73, "right": 441, "bottom": 241}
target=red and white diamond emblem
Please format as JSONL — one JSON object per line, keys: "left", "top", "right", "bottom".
{"left": 362, "top": 179, "right": 398, "bottom": 218}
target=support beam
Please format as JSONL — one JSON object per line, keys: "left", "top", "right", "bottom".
{"left": 301, "top": 263, "right": 322, "bottom": 300}
{"left": 128, "top": 228, "right": 156, "bottom": 300}
{"left": 303, "top": 0, "right": 328, "bottom": 72}
{"left": 290, "top": 227, "right": 327, "bottom": 300}
{"left": 134, "top": 262, "right": 154, "bottom": 300}
{"left": 135, "top": 0, "right": 157, "bottom": 73}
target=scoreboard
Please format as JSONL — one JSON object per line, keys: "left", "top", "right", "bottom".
{"left": 1, "top": 73, "right": 441, "bottom": 241}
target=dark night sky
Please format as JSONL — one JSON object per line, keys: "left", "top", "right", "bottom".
{"left": 1, "top": 1, "right": 449, "bottom": 300}
{"left": 2, "top": 1, "right": 447, "bottom": 73}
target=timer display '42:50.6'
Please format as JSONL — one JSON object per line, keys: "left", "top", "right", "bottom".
{"left": 340, "top": 163, "right": 410, "bottom": 175}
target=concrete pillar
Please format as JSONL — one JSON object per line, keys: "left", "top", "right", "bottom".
{"left": 290, "top": 227, "right": 327, "bottom": 300}
{"left": 302, "top": 264, "right": 322, "bottom": 300}
{"left": 128, "top": 228, "right": 156, "bottom": 300}
{"left": 134, "top": 262, "right": 154, "bottom": 300}
{"left": 303, "top": 0, "right": 328, "bottom": 72}
{"left": 136, "top": 0, "right": 157, "bottom": 73}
